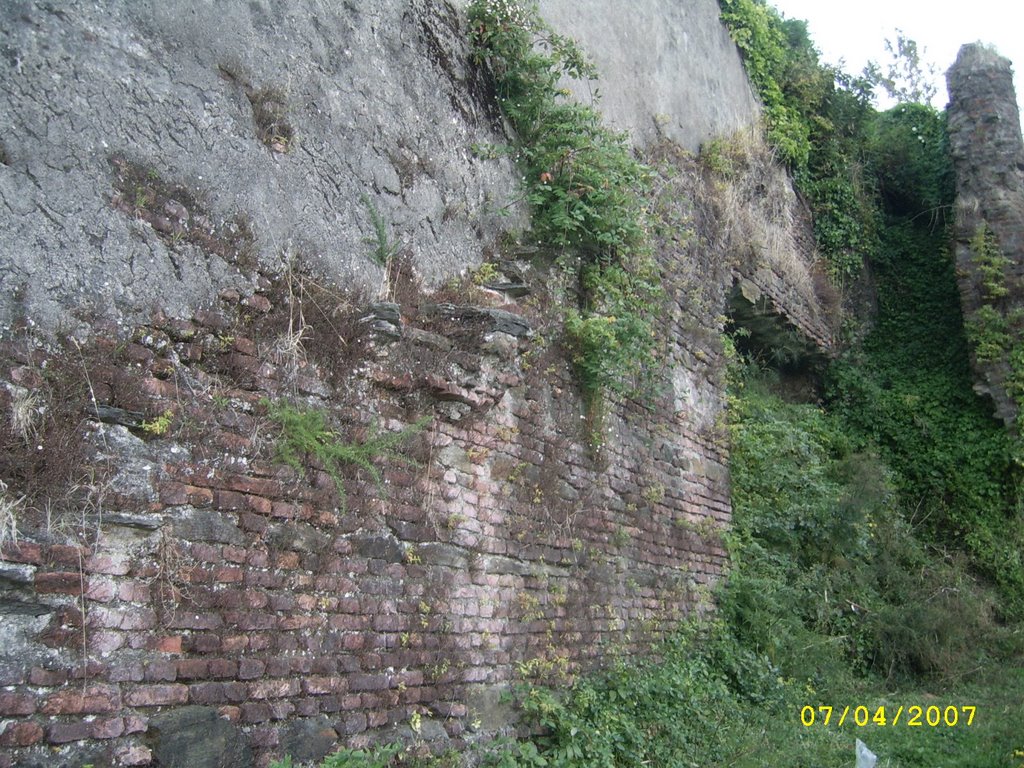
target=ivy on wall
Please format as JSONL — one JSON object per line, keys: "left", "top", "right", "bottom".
{"left": 718, "top": 0, "right": 881, "bottom": 280}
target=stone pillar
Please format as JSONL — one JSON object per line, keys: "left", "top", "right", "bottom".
{"left": 947, "top": 43, "right": 1024, "bottom": 427}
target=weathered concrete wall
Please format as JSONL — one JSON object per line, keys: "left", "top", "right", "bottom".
{"left": 0, "top": 0, "right": 762, "bottom": 338}
{"left": 0, "top": 1, "right": 837, "bottom": 765}
{"left": 947, "top": 43, "right": 1024, "bottom": 426}
{"left": 538, "top": 0, "right": 760, "bottom": 151}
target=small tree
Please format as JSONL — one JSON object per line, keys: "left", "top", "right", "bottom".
{"left": 864, "top": 29, "right": 939, "bottom": 106}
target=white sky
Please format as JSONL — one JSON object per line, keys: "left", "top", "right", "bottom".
{"left": 766, "top": 0, "right": 1024, "bottom": 113}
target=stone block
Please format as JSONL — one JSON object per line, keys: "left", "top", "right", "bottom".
{"left": 39, "top": 684, "right": 120, "bottom": 716}
{"left": 34, "top": 571, "right": 85, "bottom": 595}
{"left": 125, "top": 684, "right": 189, "bottom": 707}
{"left": 47, "top": 720, "right": 92, "bottom": 744}
{"left": 146, "top": 705, "right": 252, "bottom": 768}
{"left": 247, "top": 679, "right": 301, "bottom": 700}
{"left": 0, "top": 692, "right": 36, "bottom": 716}
{"left": 0, "top": 720, "right": 44, "bottom": 747}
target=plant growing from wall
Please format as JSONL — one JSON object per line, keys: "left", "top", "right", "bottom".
{"left": 717, "top": 0, "right": 814, "bottom": 170}
{"left": 959, "top": 222, "right": 1024, "bottom": 424}
{"left": 361, "top": 194, "right": 402, "bottom": 268}
{"left": 966, "top": 304, "right": 1011, "bottom": 363}
{"left": 141, "top": 408, "right": 174, "bottom": 437}
{"left": 0, "top": 479, "right": 23, "bottom": 552}
{"left": 468, "top": 0, "right": 663, "bottom": 423}
{"left": 970, "top": 222, "right": 1010, "bottom": 300}
{"left": 264, "top": 399, "right": 429, "bottom": 511}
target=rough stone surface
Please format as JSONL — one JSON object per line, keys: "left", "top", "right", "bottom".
{"left": 0, "top": 0, "right": 767, "bottom": 337}
{"left": 947, "top": 43, "right": 1024, "bottom": 425}
{"left": 278, "top": 716, "right": 338, "bottom": 764}
{"left": 146, "top": 706, "right": 252, "bottom": 768}
{"left": 0, "top": 0, "right": 524, "bottom": 334}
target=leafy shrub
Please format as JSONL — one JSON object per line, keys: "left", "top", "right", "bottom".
{"left": 866, "top": 103, "right": 953, "bottom": 218}
{"left": 479, "top": 626, "right": 785, "bottom": 768}
{"left": 468, "top": 0, "right": 663, "bottom": 407}
{"left": 728, "top": 367, "right": 1015, "bottom": 682}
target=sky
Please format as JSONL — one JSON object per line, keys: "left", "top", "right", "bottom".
{"left": 766, "top": 0, "right": 1023, "bottom": 112}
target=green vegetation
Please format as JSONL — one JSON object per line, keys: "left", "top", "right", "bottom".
{"left": 270, "top": 743, "right": 464, "bottom": 768}
{"left": 970, "top": 223, "right": 1010, "bottom": 300}
{"left": 361, "top": 194, "right": 403, "bottom": 268}
{"left": 717, "top": 0, "right": 1024, "bottom": 616}
{"left": 958, "top": 221, "right": 1024, "bottom": 420}
{"left": 719, "top": 0, "right": 882, "bottom": 279}
{"left": 264, "top": 399, "right": 428, "bottom": 511}
{"left": 281, "top": 370, "right": 1021, "bottom": 767}
{"left": 864, "top": 31, "right": 940, "bottom": 106}
{"left": 717, "top": 0, "right": 817, "bottom": 169}
{"left": 458, "top": 3, "right": 1021, "bottom": 767}
{"left": 467, "top": 0, "right": 663, "bottom": 412}
{"left": 274, "top": 3, "right": 1023, "bottom": 766}
{"left": 461, "top": 370, "right": 1022, "bottom": 768}
{"left": 828, "top": 224, "right": 1024, "bottom": 621}
{"left": 141, "top": 408, "right": 174, "bottom": 437}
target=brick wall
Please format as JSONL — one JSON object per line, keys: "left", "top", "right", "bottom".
{"left": 0, "top": 129, "right": 844, "bottom": 767}
{"left": 0, "top": 245, "right": 733, "bottom": 766}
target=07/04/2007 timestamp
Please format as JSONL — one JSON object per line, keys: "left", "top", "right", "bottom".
{"left": 800, "top": 705, "right": 976, "bottom": 728}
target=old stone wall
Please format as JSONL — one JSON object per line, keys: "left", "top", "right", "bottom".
{"left": 0, "top": 235, "right": 730, "bottom": 765}
{"left": 0, "top": 1, "right": 836, "bottom": 766}
{"left": 947, "top": 43, "right": 1024, "bottom": 425}
{"left": 0, "top": 0, "right": 761, "bottom": 339}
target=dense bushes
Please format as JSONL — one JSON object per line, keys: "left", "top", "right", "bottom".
{"left": 718, "top": 0, "right": 1024, "bottom": 618}
{"left": 727, "top": 372, "right": 1002, "bottom": 681}
{"left": 459, "top": 372, "right": 1020, "bottom": 767}
{"left": 827, "top": 221, "right": 1024, "bottom": 620}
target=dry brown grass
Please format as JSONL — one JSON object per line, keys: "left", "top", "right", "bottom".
{"left": 703, "top": 128, "right": 819, "bottom": 308}
{"left": 7, "top": 384, "right": 40, "bottom": 444}
{"left": 0, "top": 479, "right": 23, "bottom": 554}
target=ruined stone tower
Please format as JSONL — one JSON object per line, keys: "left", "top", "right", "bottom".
{"left": 947, "top": 43, "right": 1024, "bottom": 426}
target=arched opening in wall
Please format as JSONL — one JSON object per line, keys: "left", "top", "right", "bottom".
{"left": 726, "top": 280, "right": 828, "bottom": 403}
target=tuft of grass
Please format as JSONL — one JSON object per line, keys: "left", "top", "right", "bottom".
{"left": 361, "top": 194, "right": 403, "bottom": 268}
{"left": 0, "top": 479, "right": 24, "bottom": 554}
{"left": 264, "top": 399, "right": 429, "bottom": 511}
{"left": 7, "top": 385, "right": 40, "bottom": 444}
{"left": 248, "top": 86, "right": 294, "bottom": 152}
